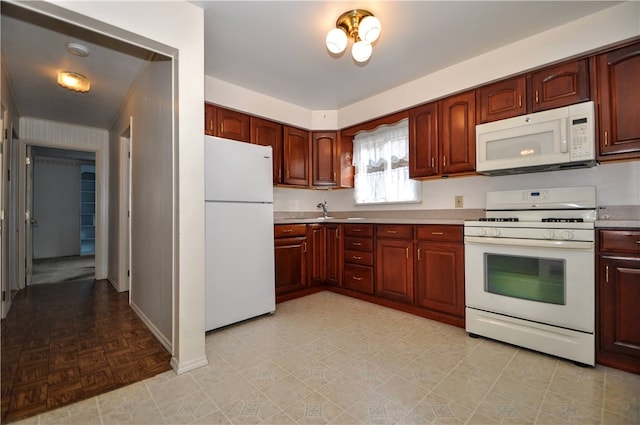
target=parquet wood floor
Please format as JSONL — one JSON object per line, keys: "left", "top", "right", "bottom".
{"left": 0, "top": 279, "right": 171, "bottom": 423}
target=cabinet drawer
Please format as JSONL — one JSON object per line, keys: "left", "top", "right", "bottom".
{"left": 416, "top": 225, "right": 463, "bottom": 242}
{"left": 376, "top": 224, "right": 413, "bottom": 239}
{"left": 344, "top": 224, "right": 374, "bottom": 237}
{"left": 344, "top": 250, "right": 373, "bottom": 266}
{"left": 600, "top": 230, "right": 640, "bottom": 253}
{"left": 274, "top": 224, "right": 307, "bottom": 238}
{"left": 344, "top": 237, "right": 374, "bottom": 252}
{"left": 343, "top": 264, "right": 374, "bottom": 294}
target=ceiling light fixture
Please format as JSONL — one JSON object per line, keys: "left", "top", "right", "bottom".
{"left": 57, "top": 71, "right": 91, "bottom": 92}
{"left": 326, "top": 9, "right": 381, "bottom": 63}
{"left": 67, "top": 42, "right": 89, "bottom": 57}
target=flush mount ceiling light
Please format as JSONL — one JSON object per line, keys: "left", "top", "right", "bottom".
{"left": 67, "top": 42, "right": 89, "bottom": 57}
{"left": 326, "top": 9, "right": 381, "bottom": 63}
{"left": 57, "top": 71, "right": 91, "bottom": 92}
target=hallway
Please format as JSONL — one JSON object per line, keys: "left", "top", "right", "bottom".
{"left": 0, "top": 279, "right": 172, "bottom": 423}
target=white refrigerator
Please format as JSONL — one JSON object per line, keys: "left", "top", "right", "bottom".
{"left": 204, "top": 135, "right": 275, "bottom": 331}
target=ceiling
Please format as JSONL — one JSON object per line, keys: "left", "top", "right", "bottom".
{"left": 1, "top": 1, "right": 623, "bottom": 129}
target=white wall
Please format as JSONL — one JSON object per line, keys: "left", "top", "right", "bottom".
{"left": 32, "top": 156, "right": 81, "bottom": 258}
{"left": 274, "top": 161, "right": 640, "bottom": 213}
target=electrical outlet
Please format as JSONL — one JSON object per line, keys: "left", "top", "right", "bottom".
{"left": 455, "top": 195, "right": 464, "bottom": 208}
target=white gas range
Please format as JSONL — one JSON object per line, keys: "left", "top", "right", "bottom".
{"left": 464, "top": 186, "right": 596, "bottom": 366}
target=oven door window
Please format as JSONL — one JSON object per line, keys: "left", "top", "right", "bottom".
{"left": 484, "top": 254, "right": 565, "bottom": 305}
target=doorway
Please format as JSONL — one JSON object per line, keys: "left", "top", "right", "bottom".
{"left": 29, "top": 146, "right": 96, "bottom": 285}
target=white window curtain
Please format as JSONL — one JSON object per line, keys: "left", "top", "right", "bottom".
{"left": 353, "top": 119, "right": 420, "bottom": 204}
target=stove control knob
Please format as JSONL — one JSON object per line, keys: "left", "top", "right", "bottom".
{"left": 543, "top": 230, "right": 555, "bottom": 239}
{"left": 561, "top": 230, "right": 574, "bottom": 240}
{"left": 478, "top": 228, "right": 487, "bottom": 236}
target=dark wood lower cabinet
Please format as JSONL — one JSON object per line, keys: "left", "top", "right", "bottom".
{"left": 325, "top": 224, "right": 343, "bottom": 286}
{"left": 375, "top": 238, "right": 414, "bottom": 304}
{"left": 415, "top": 241, "right": 464, "bottom": 317}
{"left": 597, "top": 229, "right": 640, "bottom": 374}
{"left": 274, "top": 236, "right": 307, "bottom": 296}
{"left": 307, "top": 224, "right": 326, "bottom": 286}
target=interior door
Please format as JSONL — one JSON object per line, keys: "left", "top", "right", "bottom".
{"left": 25, "top": 146, "right": 33, "bottom": 286}
{"left": 0, "top": 108, "right": 7, "bottom": 317}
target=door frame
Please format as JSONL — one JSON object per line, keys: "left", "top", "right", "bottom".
{"left": 16, "top": 133, "right": 108, "bottom": 290}
{"left": 118, "top": 119, "right": 132, "bottom": 293}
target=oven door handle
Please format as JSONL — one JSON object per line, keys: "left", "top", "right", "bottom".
{"left": 464, "top": 236, "right": 593, "bottom": 250}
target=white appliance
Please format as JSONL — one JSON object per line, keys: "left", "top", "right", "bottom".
{"left": 476, "top": 101, "right": 596, "bottom": 175}
{"left": 464, "top": 186, "right": 596, "bottom": 366}
{"left": 205, "top": 136, "right": 275, "bottom": 331}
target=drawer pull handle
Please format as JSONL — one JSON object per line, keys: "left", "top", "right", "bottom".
{"left": 387, "top": 230, "right": 398, "bottom": 234}
{"left": 352, "top": 242, "right": 362, "bottom": 246}
{"left": 352, "top": 256, "right": 362, "bottom": 260}
{"left": 431, "top": 232, "right": 444, "bottom": 235}
{"left": 353, "top": 228, "right": 362, "bottom": 232}
{"left": 605, "top": 265, "right": 609, "bottom": 284}
{"left": 636, "top": 240, "right": 640, "bottom": 244}
{"left": 282, "top": 229, "right": 293, "bottom": 233}
{"left": 352, "top": 276, "right": 363, "bottom": 281}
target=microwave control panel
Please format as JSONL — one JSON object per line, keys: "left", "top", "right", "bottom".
{"left": 569, "top": 116, "right": 593, "bottom": 160}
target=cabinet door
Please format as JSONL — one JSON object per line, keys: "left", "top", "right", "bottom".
{"left": 531, "top": 59, "right": 589, "bottom": 112}
{"left": 326, "top": 224, "right": 343, "bottom": 287}
{"left": 597, "top": 42, "right": 640, "bottom": 160}
{"left": 251, "top": 117, "right": 283, "bottom": 184}
{"left": 439, "top": 90, "right": 476, "bottom": 175}
{"left": 375, "top": 239, "right": 414, "bottom": 304}
{"left": 283, "top": 126, "right": 310, "bottom": 186}
{"left": 312, "top": 132, "right": 338, "bottom": 187}
{"left": 477, "top": 76, "right": 526, "bottom": 123}
{"left": 415, "top": 241, "right": 464, "bottom": 317}
{"left": 307, "top": 224, "right": 326, "bottom": 286}
{"left": 409, "top": 102, "right": 439, "bottom": 178}
{"left": 216, "top": 108, "right": 251, "bottom": 142}
{"left": 599, "top": 255, "right": 640, "bottom": 370}
{"left": 274, "top": 237, "right": 307, "bottom": 295}
{"left": 205, "top": 103, "right": 217, "bottom": 136}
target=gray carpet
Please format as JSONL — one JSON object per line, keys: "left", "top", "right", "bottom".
{"left": 31, "top": 255, "right": 95, "bottom": 284}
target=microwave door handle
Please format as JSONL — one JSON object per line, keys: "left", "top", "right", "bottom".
{"left": 561, "top": 118, "right": 569, "bottom": 153}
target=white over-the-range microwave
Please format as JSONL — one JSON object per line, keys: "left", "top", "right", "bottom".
{"left": 475, "top": 101, "right": 596, "bottom": 175}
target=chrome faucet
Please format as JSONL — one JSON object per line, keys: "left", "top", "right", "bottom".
{"left": 317, "top": 200, "right": 329, "bottom": 218}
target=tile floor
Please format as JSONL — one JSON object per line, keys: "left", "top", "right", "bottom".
{"left": 11, "top": 291, "right": 640, "bottom": 424}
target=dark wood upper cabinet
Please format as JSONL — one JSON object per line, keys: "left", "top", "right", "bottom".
{"left": 204, "top": 103, "right": 217, "bottom": 136}
{"left": 477, "top": 59, "right": 589, "bottom": 123}
{"left": 477, "top": 76, "right": 526, "bottom": 123}
{"left": 596, "top": 41, "right": 640, "bottom": 161}
{"left": 217, "top": 108, "right": 250, "bottom": 142}
{"left": 531, "top": 59, "right": 589, "bottom": 112}
{"left": 204, "top": 104, "right": 250, "bottom": 142}
{"left": 251, "top": 117, "right": 283, "bottom": 184}
{"left": 409, "top": 102, "right": 439, "bottom": 178}
{"left": 439, "top": 90, "right": 476, "bottom": 176}
{"left": 312, "top": 131, "right": 338, "bottom": 187}
{"left": 283, "top": 126, "right": 310, "bottom": 186}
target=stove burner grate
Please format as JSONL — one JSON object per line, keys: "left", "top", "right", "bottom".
{"left": 479, "top": 218, "right": 519, "bottom": 222}
{"left": 541, "top": 218, "right": 584, "bottom": 223}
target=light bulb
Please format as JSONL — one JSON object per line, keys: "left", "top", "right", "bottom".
{"left": 351, "top": 41, "right": 372, "bottom": 62}
{"left": 358, "top": 16, "right": 381, "bottom": 43}
{"left": 325, "top": 28, "right": 347, "bottom": 54}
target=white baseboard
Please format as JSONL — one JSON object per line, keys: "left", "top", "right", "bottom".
{"left": 171, "top": 355, "right": 209, "bottom": 375}
{"left": 130, "top": 301, "right": 172, "bottom": 353}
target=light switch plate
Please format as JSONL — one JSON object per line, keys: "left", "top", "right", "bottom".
{"left": 455, "top": 195, "right": 464, "bottom": 208}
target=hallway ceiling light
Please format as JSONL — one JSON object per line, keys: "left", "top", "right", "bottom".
{"left": 325, "top": 9, "right": 381, "bottom": 63}
{"left": 57, "top": 71, "right": 91, "bottom": 92}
